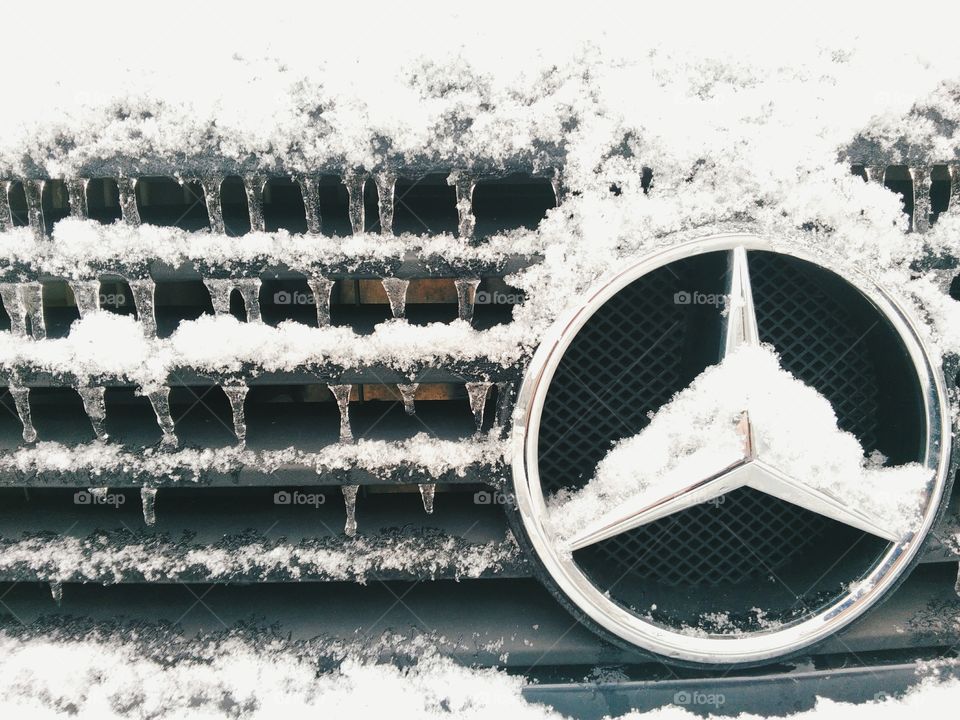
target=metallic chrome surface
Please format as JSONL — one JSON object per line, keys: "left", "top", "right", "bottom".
{"left": 511, "top": 232, "right": 951, "bottom": 664}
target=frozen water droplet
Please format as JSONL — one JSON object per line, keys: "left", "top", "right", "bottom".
{"left": 397, "top": 384, "right": 419, "bottom": 415}
{"left": 235, "top": 279, "right": 262, "bottom": 322}
{"left": 67, "top": 178, "right": 89, "bottom": 218}
{"left": 419, "top": 484, "right": 435, "bottom": 514}
{"left": 465, "top": 382, "right": 493, "bottom": 433}
{"left": 77, "top": 386, "right": 108, "bottom": 440}
{"left": 0, "top": 284, "right": 28, "bottom": 337}
{"left": 222, "top": 381, "right": 249, "bottom": 446}
{"left": 141, "top": 487, "right": 157, "bottom": 526}
{"left": 117, "top": 177, "right": 141, "bottom": 225}
{"left": 343, "top": 174, "right": 366, "bottom": 234}
{"left": 448, "top": 171, "right": 476, "bottom": 239}
{"left": 69, "top": 281, "right": 101, "bottom": 317}
{"left": 307, "top": 277, "right": 334, "bottom": 326}
{"left": 374, "top": 173, "right": 396, "bottom": 235}
{"left": 909, "top": 167, "right": 931, "bottom": 233}
{"left": 550, "top": 170, "right": 565, "bottom": 205}
{"left": 23, "top": 180, "right": 46, "bottom": 239}
{"left": 200, "top": 176, "right": 225, "bottom": 234}
{"left": 342, "top": 485, "right": 359, "bottom": 536}
{"left": 9, "top": 386, "right": 37, "bottom": 442}
{"left": 454, "top": 278, "right": 481, "bottom": 323}
{"left": 244, "top": 176, "right": 266, "bottom": 232}
{"left": 204, "top": 278, "right": 234, "bottom": 316}
{"left": 297, "top": 176, "right": 322, "bottom": 234}
{"left": 329, "top": 384, "right": 354, "bottom": 443}
{"left": 49, "top": 580, "right": 62, "bottom": 606}
{"left": 381, "top": 278, "right": 409, "bottom": 319}
{"left": 128, "top": 278, "right": 157, "bottom": 337}
{"left": 21, "top": 283, "right": 46, "bottom": 339}
{"left": 146, "top": 387, "right": 178, "bottom": 448}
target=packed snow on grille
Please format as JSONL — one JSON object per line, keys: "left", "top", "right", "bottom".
{"left": 1, "top": 1, "right": 960, "bottom": 718}
{"left": 548, "top": 344, "right": 933, "bottom": 548}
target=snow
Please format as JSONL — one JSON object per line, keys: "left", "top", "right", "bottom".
{"left": 548, "top": 345, "right": 932, "bottom": 545}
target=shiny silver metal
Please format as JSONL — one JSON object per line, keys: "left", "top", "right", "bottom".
{"left": 511, "top": 232, "right": 951, "bottom": 665}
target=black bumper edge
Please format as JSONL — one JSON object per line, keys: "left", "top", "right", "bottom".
{"left": 522, "top": 660, "right": 960, "bottom": 719}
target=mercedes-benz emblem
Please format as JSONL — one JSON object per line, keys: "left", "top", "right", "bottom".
{"left": 510, "top": 232, "right": 952, "bottom": 666}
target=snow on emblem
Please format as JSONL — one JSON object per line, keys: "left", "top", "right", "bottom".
{"left": 510, "top": 232, "right": 953, "bottom": 666}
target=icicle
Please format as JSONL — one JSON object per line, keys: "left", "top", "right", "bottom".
{"left": 864, "top": 165, "right": 886, "bottom": 185}
{"left": 244, "top": 175, "right": 266, "bottom": 232}
{"left": 141, "top": 487, "right": 157, "bottom": 526}
{"left": 374, "top": 172, "right": 396, "bottom": 235}
{"left": 550, "top": 169, "right": 565, "bottom": 205}
{"left": 381, "top": 278, "right": 409, "bottom": 319}
{"left": 297, "top": 175, "right": 322, "bottom": 234}
{"left": 117, "top": 177, "right": 140, "bottom": 225}
{"left": 49, "top": 580, "right": 62, "bottom": 606}
{"left": 397, "top": 383, "right": 418, "bottom": 415}
{"left": 66, "top": 178, "right": 89, "bottom": 218}
{"left": 342, "top": 484, "right": 359, "bottom": 536}
{"left": 77, "top": 386, "right": 108, "bottom": 440}
{"left": 909, "top": 166, "right": 931, "bottom": 233}
{"left": 23, "top": 180, "right": 45, "bottom": 239}
{"left": 235, "top": 278, "right": 262, "bottom": 322}
{"left": 222, "top": 380, "right": 249, "bottom": 446}
{"left": 9, "top": 386, "right": 37, "bottom": 442}
{"left": 455, "top": 278, "right": 481, "bottom": 323}
{"left": 204, "top": 278, "right": 234, "bottom": 315}
{"left": 306, "top": 277, "right": 334, "bottom": 326}
{"left": 69, "top": 280, "right": 101, "bottom": 317}
{"left": 448, "top": 171, "right": 476, "bottom": 239}
{"left": 465, "top": 382, "right": 493, "bottom": 434}
{"left": 128, "top": 278, "right": 157, "bottom": 336}
{"left": 0, "top": 180, "right": 12, "bottom": 231}
{"left": 200, "top": 176, "right": 225, "bottom": 233}
{"left": 147, "top": 387, "right": 178, "bottom": 448}
{"left": 494, "top": 381, "right": 514, "bottom": 432}
{"left": 418, "top": 483, "right": 436, "bottom": 514}
{"left": 948, "top": 164, "right": 960, "bottom": 215}
{"left": 21, "top": 283, "right": 45, "bottom": 340}
{"left": 343, "top": 173, "right": 366, "bottom": 234}
{"left": 330, "top": 384, "right": 353, "bottom": 442}
{"left": 955, "top": 564, "right": 959, "bottom": 598}
{"left": 0, "top": 284, "right": 28, "bottom": 337}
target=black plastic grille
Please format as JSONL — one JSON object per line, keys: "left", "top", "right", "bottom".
{"left": 539, "top": 252, "right": 882, "bottom": 588}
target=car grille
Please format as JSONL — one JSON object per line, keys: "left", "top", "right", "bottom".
{"left": 0, "top": 160, "right": 958, "bottom": 678}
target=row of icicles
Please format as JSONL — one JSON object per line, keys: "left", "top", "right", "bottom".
{"left": 0, "top": 274, "right": 485, "bottom": 340}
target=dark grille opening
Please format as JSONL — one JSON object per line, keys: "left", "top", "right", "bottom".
{"left": 27, "top": 388, "right": 94, "bottom": 444}
{"left": 538, "top": 251, "right": 924, "bottom": 612}
{"left": 317, "top": 176, "right": 352, "bottom": 237}
{"left": 472, "top": 174, "right": 556, "bottom": 237}
{"left": 363, "top": 177, "right": 379, "bottom": 234}
{"left": 136, "top": 177, "right": 209, "bottom": 230}
{"left": 220, "top": 176, "right": 250, "bottom": 236}
{"left": 7, "top": 181, "right": 28, "bottom": 227}
{"left": 44, "top": 281, "right": 81, "bottom": 338}
{"left": 40, "top": 180, "right": 71, "bottom": 233}
{"left": 99, "top": 279, "right": 136, "bottom": 317}
{"left": 263, "top": 178, "right": 307, "bottom": 234}
{"left": 0, "top": 388, "right": 24, "bottom": 445}
{"left": 154, "top": 281, "right": 215, "bottom": 337}
{"left": 261, "top": 278, "right": 323, "bottom": 327}
{"left": 86, "top": 179, "right": 122, "bottom": 224}
{"left": 102, "top": 388, "right": 162, "bottom": 446}
{"left": 0, "top": 295, "right": 11, "bottom": 332}
{"left": 472, "top": 278, "right": 523, "bottom": 328}
{"left": 168, "top": 385, "right": 236, "bottom": 448}
{"left": 227, "top": 287, "right": 248, "bottom": 322}
{"left": 393, "top": 174, "right": 458, "bottom": 236}
{"left": 883, "top": 166, "right": 914, "bottom": 222}
{"left": 950, "top": 275, "right": 959, "bottom": 301}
